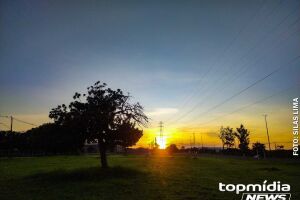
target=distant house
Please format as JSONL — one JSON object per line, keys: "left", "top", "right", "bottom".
{"left": 82, "top": 140, "right": 98, "bottom": 153}
{"left": 82, "top": 140, "right": 125, "bottom": 154}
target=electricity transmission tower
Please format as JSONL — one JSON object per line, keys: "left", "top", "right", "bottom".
{"left": 159, "top": 121, "right": 164, "bottom": 147}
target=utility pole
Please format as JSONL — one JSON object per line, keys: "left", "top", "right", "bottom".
{"left": 10, "top": 116, "right": 13, "bottom": 133}
{"left": 201, "top": 133, "right": 203, "bottom": 149}
{"left": 263, "top": 114, "right": 271, "bottom": 151}
{"left": 193, "top": 132, "right": 196, "bottom": 148}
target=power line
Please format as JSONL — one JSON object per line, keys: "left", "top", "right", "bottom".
{"left": 201, "top": 55, "right": 299, "bottom": 114}
{"left": 0, "top": 115, "right": 13, "bottom": 132}
{"left": 0, "top": 115, "right": 38, "bottom": 132}
{"left": 173, "top": 83, "right": 297, "bottom": 148}
{"left": 167, "top": 2, "right": 289, "bottom": 122}
{"left": 13, "top": 117, "right": 37, "bottom": 127}
{"left": 192, "top": 22, "right": 300, "bottom": 118}
{"left": 166, "top": 4, "right": 300, "bottom": 124}
{"left": 164, "top": 0, "right": 268, "bottom": 123}
{"left": 169, "top": 54, "right": 300, "bottom": 126}
{"left": 0, "top": 122, "right": 10, "bottom": 129}
{"left": 173, "top": 27, "right": 300, "bottom": 126}
{"left": 190, "top": 84, "right": 299, "bottom": 127}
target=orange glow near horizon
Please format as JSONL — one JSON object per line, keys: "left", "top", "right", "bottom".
{"left": 136, "top": 126, "right": 222, "bottom": 149}
{"left": 157, "top": 136, "right": 167, "bottom": 149}
{"left": 135, "top": 107, "right": 295, "bottom": 150}
{"left": 2, "top": 108, "right": 295, "bottom": 150}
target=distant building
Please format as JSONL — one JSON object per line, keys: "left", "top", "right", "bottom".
{"left": 82, "top": 140, "right": 125, "bottom": 154}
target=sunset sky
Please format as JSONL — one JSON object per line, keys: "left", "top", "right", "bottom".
{"left": 0, "top": 0, "right": 299, "bottom": 149}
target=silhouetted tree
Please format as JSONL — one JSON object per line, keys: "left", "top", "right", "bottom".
{"left": 235, "top": 124, "right": 250, "bottom": 155}
{"left": 252, "top": 142, "right": 265, "bottom": 158}
{"left": 26, "top": 123, "right": 84, "bottom": 154}
{"left": 112, "top": 121, "right": 143, "bottom": 154}
{"left": 0, "top": 131, "right": 29, "bottom": 153}
{"left": 49, "top": 81, "right": 148, "bottom": 168}
{"left": 166, "top": 144, "right": 179, "bottom": 154}
{"left": 219, "top": 126, "right": 235, "bottom": 150}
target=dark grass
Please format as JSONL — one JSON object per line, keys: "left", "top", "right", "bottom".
{"left": 0, "top": 155, "right": 299, "bottom": 200}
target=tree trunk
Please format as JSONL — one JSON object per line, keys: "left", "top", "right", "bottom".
{"left": 98, "top": 140, "right": 108, "bottom": 168}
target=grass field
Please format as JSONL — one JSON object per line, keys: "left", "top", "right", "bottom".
{"left": 0, "top": 155, "right": 299, "bottom": 200}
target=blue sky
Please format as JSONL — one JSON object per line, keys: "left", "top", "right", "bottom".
{"left": 0, "top": 0, "right": 299, "bottom": 140}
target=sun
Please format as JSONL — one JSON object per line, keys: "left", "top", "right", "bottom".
{"left": 156, "top": 136, "right": 167, "bottom": 149}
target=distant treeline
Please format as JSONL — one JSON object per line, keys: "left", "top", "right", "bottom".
{"left": 217, "top": 124, "right": 297, "bottom": 158}
{"left": 0, "top": 128, "right": 296, "bottom": 158}
{"left": 0, "top": 123, "right": 85, "bottom": 156}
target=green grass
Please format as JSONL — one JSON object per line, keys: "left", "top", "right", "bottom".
{"left": 0, "top": 155, "right": 299, "bottom": 200}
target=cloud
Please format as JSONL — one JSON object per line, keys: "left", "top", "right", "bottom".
{"left": 146, "top": 108, "right": 178, "bottom": 117}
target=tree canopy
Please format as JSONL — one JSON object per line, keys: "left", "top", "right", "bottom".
{"left": 235, "top": 124, "right": 250, "bottom": 155}
{"left": 219, "top": 126, "right": 235, "bottom": 149}
{"left": 49, "top": 81, "right": 148, "bottom": 167}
